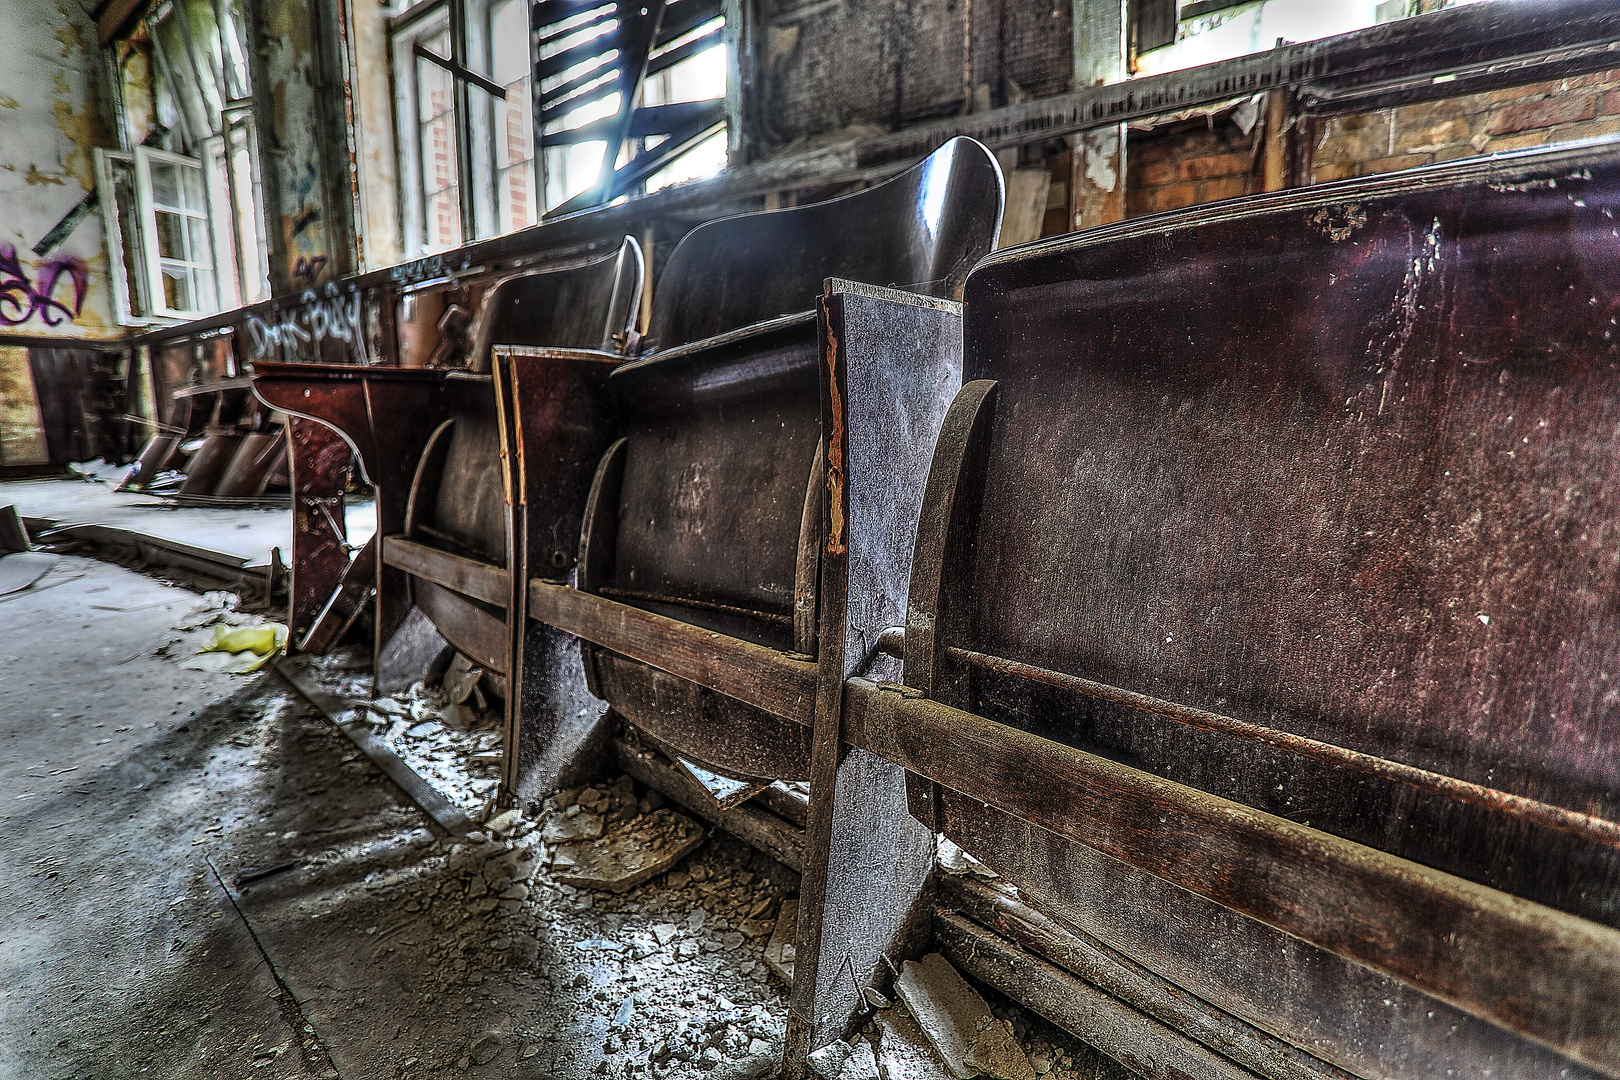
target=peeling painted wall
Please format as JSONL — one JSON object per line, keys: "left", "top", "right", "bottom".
{"left": 0, "top": 0, "right": 118, "bottom": 341}
{"left": 247, "top": 0, "right": 354, "bottom": 292}
{"left": 347, "top": 0, "right": 402, "bottom": 270}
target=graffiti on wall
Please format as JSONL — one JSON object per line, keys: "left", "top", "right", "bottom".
{"left": 0, "top": 244, "right": 88, "bottom": 327}
{"left": 244, "top": 281, "right": 367, "bottom": 361}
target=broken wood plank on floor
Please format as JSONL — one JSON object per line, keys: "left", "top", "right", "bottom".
{"left": 273, "top": 656, "right": 476, "bottom": 837}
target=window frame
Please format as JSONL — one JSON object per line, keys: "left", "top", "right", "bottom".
{"left": 132, "top": 144, "right": 223, "bottom": 319}
{"left": 99, "top": 0, "right": 269, "bottom": 323}
{"left": 392, "top": 0, "right": 545, "bottom": 257}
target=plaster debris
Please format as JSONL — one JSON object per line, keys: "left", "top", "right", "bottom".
{"left": 469, "top": 1030, "right": 504, "bottom": 1065}
{"left": 808, "top": 1039, "right": 852, "bottom": 1079}
{"left": 300, "top": 661, "right": 505, "bottom": 816}
{"left": 894, "top": 953, "right": 1036, "bottom": 1080}
{"left": 837, "top": 1037, "right": 882, "bottom": 1080}
{"left": 544, "top": 809, "right": 607, "bottom": 843}
{"left": 553, "top": 808, "right": 707, "bottom": 894}
{"left": 875, "top": 1000, "right": 958, "bottom": 1080}
{"left": 936, "top": 837, "right": 997, "bottom": 879}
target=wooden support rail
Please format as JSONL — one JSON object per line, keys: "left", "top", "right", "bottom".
{"left": 526, "top": 579, "right": 818, "bottom": 724}
{"left": 382, "top": 536, "right": 509, "bottom": 609}
{"left": 942, "top": 644, "right": 1620, "bottom": 851}
{"left": 839, "top": 677, "right": 1620, "bottom": 1077}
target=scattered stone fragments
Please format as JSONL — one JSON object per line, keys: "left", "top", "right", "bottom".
{"left": 894, "top": 953, "right": 1036, "bottom": 1080}
{"left": 808, "top": 1038, "right": 852, "bottom": 1079}
{"left": 837, "top": 1037, "right": 882, "bottom": 1080}
{"left": 874, "top": 999, "right": 958, "bottom": 1080}
{"left": 469, "top": 1030, "right": 505, "bottom": 1065}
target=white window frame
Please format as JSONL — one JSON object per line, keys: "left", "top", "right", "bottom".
{"left": 95, "top": 145, "right": 240, "bottom": 324}
{"left": 132, "top": 145, "right": 223, "bottom": 319}
{"left": 95, "top": 147, "right": 151, "bottom": 325}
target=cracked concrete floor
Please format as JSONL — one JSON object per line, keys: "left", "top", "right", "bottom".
{"left": 0, "top": 556, "right": 796, "bottom": 1080}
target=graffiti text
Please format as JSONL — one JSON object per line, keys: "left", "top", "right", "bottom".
{"left": 245, "top": 282, "right": 366, "bottom": 361}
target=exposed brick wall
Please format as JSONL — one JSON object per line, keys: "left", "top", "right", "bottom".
{"left": 1120, "top": 72, "right": 1620, "bottom": 223}
{"left": 1125, "top": 117, "right": 1258, "bottom": 218}
{"left": 1312, "top": 72, "right": 1620, "bottom": 182}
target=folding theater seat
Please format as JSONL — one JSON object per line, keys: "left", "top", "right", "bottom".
{"left": 831, "top": 138, "right": 1620, "bottom": 1079}
{"left": 507, "top": 136, "right": 1004, "bottom": 1062}
{"left": 252, "top": 238, "right": 642, "bottom": 800}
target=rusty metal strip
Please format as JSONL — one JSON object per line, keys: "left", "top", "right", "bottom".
{"left": 596, "top": 585, "right": 793, "bottom": 628}
{"left": 943, "top": 645, "right": 1620, "bottom": 851}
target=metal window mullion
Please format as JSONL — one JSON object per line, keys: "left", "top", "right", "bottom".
{"left": 450, "top": 0, "right": 477, "bottom": 241}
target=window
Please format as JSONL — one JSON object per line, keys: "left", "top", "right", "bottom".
{"left": 393, "top": 0, "right": 729, "bottom": 253}
{"left": 491, "top": 0, "right": 539, "bottom": 234}
{"left": 98, "top": 0, "right": 269, "bottom": 323}
{"left": 1134, "top": 0, "right": 1491, "bottom": 77}
{"left": 535, "top": 0, "right": 728, "bottom": 216}
{"left": 394, "top": 0, "right": 539, "bottom": 254}
{"left": 416, "top": 22, "right": 465, "bottom": 251}
{"left": 135, "top": 148, "right": 218, "bottom": 316}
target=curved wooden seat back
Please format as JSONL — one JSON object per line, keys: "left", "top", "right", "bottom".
{"left": 574, "top": 141, "right": 1003, "bottom": 783}
{"left": 416, "top": 238, "right": 643, "bottom": 573}
{"left": 465, "top": 236, "right": 643, "bottom": 371}
{"left": 898, "top": 138, "right": 1620, "bottom": 1079}
{"left": 605, "top": 141, "right": 1001, "bottom": 646}
{"left": 645, "top": 136, "right": 1003, "bottom": 351}
{"left": 603, "top": 321, "right": 822, "bottom": 653}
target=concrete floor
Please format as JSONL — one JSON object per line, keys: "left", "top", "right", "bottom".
{"left": 1, "top": 552, "right": 1125, "bottom": 1080}
{"left": 0, "top": 479, "right": 374, "bottom": 565}
{"left": 0, "top": 556, "right": 798, "bottom": 1080}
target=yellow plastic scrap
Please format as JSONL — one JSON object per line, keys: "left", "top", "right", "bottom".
{"left": 183, "top": 622, "right": 289, "bottom": 674}
{"left": 210, "top": 624, "right": 284, "bottom": 656}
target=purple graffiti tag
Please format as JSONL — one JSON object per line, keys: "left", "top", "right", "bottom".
{"left": 0, "top": 244, "right": 89, "bottom": 327}
{"left": 0, "top": 245, "right": 32, "bottom": 325}
{"left": 32, "top": 258, "right": 89, "bottom": 327}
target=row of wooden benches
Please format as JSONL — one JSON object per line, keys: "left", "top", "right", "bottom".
{"left": 252, "top": 134, "right": 1620, "bottom": 1080}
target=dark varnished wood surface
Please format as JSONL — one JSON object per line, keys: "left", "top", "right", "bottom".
{"left": 250, "top": 361, "right": 452, "bottom": 657}
{"left": 874, "top": 138, "right": 1620, "bottom": 1079}
{"left": 842, "top": 678, "right": 1620, "bottom": 1075}
{"left": 646, "top": 136, "right": 1001, "bottom": 351}
{"left": 382, "top": 536, "right": 509, "bottom": 610}
{"left": 955, "top": 143, "right": 1620, "bottom": 922}
{"left": 284, "top": 416, "right": 360, "bottom": 649}
{"left": 527, "top": 579, "right": 818, "bottom": 722}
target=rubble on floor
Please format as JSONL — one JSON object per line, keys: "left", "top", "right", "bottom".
{"left": 160, "top": 589, "right": 289, "bottom": 673}
{"left": 299, "top": 652, "right": 503, "bottom": 818}
{"left": 18, "top": 557, "right": 1127, "bottom": 1080}
{"left": 317, "top": 779, "right": 799, "bottom": 1078}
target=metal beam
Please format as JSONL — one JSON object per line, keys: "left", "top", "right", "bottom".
{"left": 857, "top": 0, "right": 1620, "bottom": 166}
